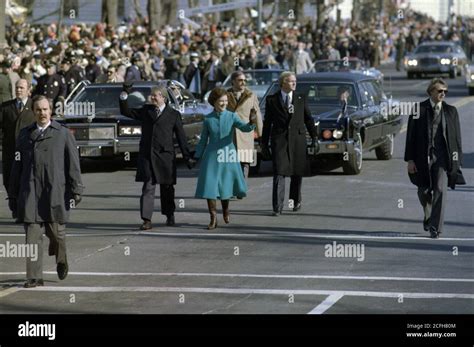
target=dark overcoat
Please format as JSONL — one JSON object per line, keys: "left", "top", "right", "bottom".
{"left": 261, "top": 91, "right": 317, "bottom": 176}
{"left": 9, "top": 120, "right": 84, "bottom": 223}
{"left": 119, "top": 98, "right": 191, "bottom": 185}
{"left": 0, "top": 98, "right": 35, "bottom": 189}
{"left": 404, "top": 99, "right": 464, "bottom": 189}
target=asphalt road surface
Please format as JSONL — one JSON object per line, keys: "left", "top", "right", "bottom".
{"left": 1, "top": 64, "right": 473, "bottom": 319}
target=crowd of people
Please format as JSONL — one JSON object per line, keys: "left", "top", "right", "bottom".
{"left": 0, "top": 9, "right": 472, "bottom": 106}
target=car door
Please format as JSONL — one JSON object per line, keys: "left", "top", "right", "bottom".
{"left": 358, "top": 81, "right": 383, "bottom": 147}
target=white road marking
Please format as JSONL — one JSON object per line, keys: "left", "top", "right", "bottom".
{"left": 0, "top": 287, "right": 20, "bottom": 299}
{"left": 97, "top": 245, "right": 113, "bottom": 252}
{"left": 1, "top": 271, "right": 473, "bottom": 283}
{"left": 308, "top": 294, "right": 344, "bottom": 314}
{"left": 1, "top": 231, "right": 472, "bottom": 241}
{"left": 12, "top": 286, "right": 474, "bottom": 300}
{"left": 452, "top": 96, "right": 474, "bottom": 109}
{"left": 411, "top": 81, "right": 429, "bottom": 89}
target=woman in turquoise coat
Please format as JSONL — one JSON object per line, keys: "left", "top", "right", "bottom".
{"left": 195, "top": 87, "right": 257, "bottom": 229}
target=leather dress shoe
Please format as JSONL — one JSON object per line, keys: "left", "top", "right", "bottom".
{"left": 429, "top": 228, "right": 440, "bottom": 239}
{"left": 166, "top": 215, "right": 175, "bottom": 226}
{"left": 423, "top": 217, "right": 430, "bottom": 231}
{"left": 24, "top": 279, "right": 44, "bottom": 288}
{"left": 272, "top": 209, "right": 282, "bottom": 216}
{"left": 140, "top": 220, "right": 152, "bottom": 230}
{"left": 293, "top": 202, "right": 301, "bottom": 212}
{"left": 57, "top": 262, "right": 68, "bottom": 280}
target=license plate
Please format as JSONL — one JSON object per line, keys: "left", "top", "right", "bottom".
{"left": 80, "top": 147, "right": 102, "bottom": 157}
{"left": 326, "top": 144, "right": 339, "bottom": 149}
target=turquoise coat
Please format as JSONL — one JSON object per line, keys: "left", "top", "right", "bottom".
{"left": 195, "top": 110, "right": 256, "bottom": 200}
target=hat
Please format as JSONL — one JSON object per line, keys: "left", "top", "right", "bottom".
{"left": 43, "top": 60, "right": 55, "bottom": 68}
{"left": 61, "top": 58, "right": 72, "bottom": 65}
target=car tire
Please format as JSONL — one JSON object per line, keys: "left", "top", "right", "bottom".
{"left": 375, "top": 134, "right": 394, "bottom": 160}
{"left": 449, "top": 70, "right": 456, "bottom": 79}
{"left": 407, "top": 72, "right": 414, "bottom": 79}
{"left": 342, "top": 132, "right": 363, "bottom": 175}
{"left": 469, "top": 87, "right": 474, "bottom": 96}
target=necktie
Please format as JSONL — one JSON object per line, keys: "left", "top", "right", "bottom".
{"left": 434, "top": 104, "right": 441, "bottom": 118}
{"left": 18, "top": 101, "right": 23, "bottom": 112}
{"left": 341, "top": 100, "right": 347, "bottom": 114}
{"left": 285, "top": 94, "right": 290, "bottom": 109}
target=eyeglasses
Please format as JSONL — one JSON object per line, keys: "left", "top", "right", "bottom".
{"left": 107, "top": 71, "right": 114, "bottom": 74}
{"left": 437, "top": 89, "right": 448, "bottom": 94}
{"left": 236, "top": 79, "right": 246, "bottom": 82}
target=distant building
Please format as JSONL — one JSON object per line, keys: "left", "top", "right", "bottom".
{"left": 407, "top": 0, "right": 474, "bottom": 23}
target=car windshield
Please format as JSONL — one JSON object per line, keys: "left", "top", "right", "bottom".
{"left": 74, "top": 86, "right": 151, "bottom": 110}
{"left": 265, "top": 82, "right": 358, "bottom": 107}
{"left": 415, "top": 45, "right": 453, "bottom": 54}
{"left": 314, "top": 60, "right": 362, "bottom": 72}
{"left": 223, "top": 71, "right": 281, "bottom": 87}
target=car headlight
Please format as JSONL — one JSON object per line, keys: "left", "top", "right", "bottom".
{"left": 333, "top": 129, "right": 343, "bottom": 139}
{"left": 407, "top": 59, "right": 418, "bottom": 66}
{"left": 88, "top": 127, "right": 115, "bottom": 139}
{"left": 119, "top": 126, "right": 142, "bottom": 136}
{"left": 322, "top": 129, "right": 333, "bottom": 140}
{"left": 470, "top": 74, "right": 474, "bottom": 80}
{"left": 440, "top": 58, "right": 451, "bottom": 65}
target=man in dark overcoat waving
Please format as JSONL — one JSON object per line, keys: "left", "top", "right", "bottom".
{"left": 119, "top": 83, "right": 195, "bottom": 230}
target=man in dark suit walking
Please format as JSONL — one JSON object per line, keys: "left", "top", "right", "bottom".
{"left": 261, "top": 71, "right": 317, "bottom": 216}
{"left": 405, "top": 78, "right": 464, "bottom": 239}
{"left": 0, "top": 79, "right": 36, "bottom": 193}
{"left": 119, "top": 84, "right": 196, "bottom": 230}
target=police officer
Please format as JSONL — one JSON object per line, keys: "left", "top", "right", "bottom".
{"left": 60, "top": 57, "right": 85, "bottom": 95}
{"left": 85, "top": 53, "right": 102, "bottom": 83}
{"left": 34, "top": 61, "right": 67, "bottom": 111}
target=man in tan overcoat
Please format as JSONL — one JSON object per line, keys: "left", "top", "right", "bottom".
{"left": 226, "top": 71, "right": 263, "bottom": 181}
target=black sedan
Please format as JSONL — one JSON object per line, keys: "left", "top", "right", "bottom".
{"left": 256, "top": 72, "right": 402, "bottom": 175}
{"left": 404, "top": 41, "right": 468, "bottom": 79}
{"left": 56, "top": 80, "right": 211, "bottom": 159}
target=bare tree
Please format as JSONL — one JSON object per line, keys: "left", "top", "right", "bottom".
{"left": 316, "top": 0, "right": 326, "bottom": 31}
{"left": 102, "top": 0, "right": 118, "bottom": 27}
{"left": 148, "top": 0, "right": 161, "bottom": 33}
{"left": 0, "top": 0, "right": 5, "bottom": 46}
{"left": 133, "top": 0, "right": 144, "bottom": 22}
{"left": 294, "top": 0, "right": 305, "bottom": 23}
{"left": 188, "top": 0, "right": 199, "bottom": 9}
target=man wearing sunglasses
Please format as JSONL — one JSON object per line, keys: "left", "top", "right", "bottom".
{"left": 226, "top": 71, "right": 263, "bottom": 182}
{"left": 405, "top": 78, "right": 464, "bottom": 239}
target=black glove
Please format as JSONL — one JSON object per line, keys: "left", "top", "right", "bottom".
{"left": 186, "top": 158, "right": 197, "bottom": 170}
{"left": 261, "top": 145, "right": 272, "bottom": 161}
{"left": 123, "top": 82, "right": 133, "bottom": 94}
{"left": 310, "top": 138, "right": 319, "bottom": 154}
{"left": 73, "top": 194, "right": 82, "bottom": 206}
{"left": 7, "top": 197, "right": 17, "bottom": 215}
